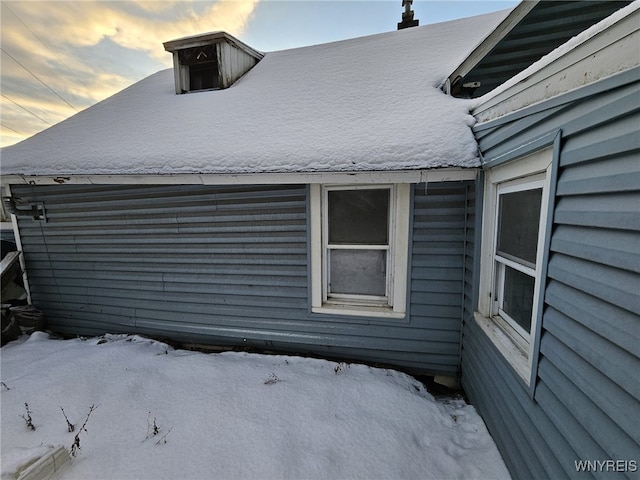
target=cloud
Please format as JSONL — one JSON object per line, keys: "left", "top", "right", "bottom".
{"left": 1, "top": 1, "right": 260, "bottom": 147}
{"left": 109, "top": 1, "right": 261, "bottom": 61}
{"left": 38, "top": 1, "right": 259, "bottom": 59}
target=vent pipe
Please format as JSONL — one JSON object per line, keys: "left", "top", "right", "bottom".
{"left": 398, "top": 0, "right": 419, "bottom": 30}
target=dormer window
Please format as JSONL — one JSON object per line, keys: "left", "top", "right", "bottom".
{"left": 179, "top": 45, "right": 220, "bottom": 90}
{"left": 164, "top": 31, "right": 263, "bottom": 94}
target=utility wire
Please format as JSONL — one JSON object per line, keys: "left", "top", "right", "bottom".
{"left": 1, "top": 47, "right": 79, "bottom": 112}
{"left": 1, "top": 92, "right": 52, "bottom": 125}
{"left": 2, "top": 3, "right": 90, "bottom": 90}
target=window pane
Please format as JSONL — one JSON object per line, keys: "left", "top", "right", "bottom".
{"left": 190, "top": 63, "right": 219, "bottom": 90}
{"left": 502, "top": 265, "right": 535, "bottom": 334}
{"left": 497, "top": 188, "right": 542, "bottom": 265}
{"left": 329, "top": 249, "right": 386, "bottom": 296}
{"left": 328, "top": 189, "right": 389, "bottom": 245}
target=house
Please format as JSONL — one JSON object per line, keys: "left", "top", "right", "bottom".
{"left": 1, "top": 9, "right": 507, "bottom": 377}
{"left": 1, "top": 1, "right": 638, "bottom": 477}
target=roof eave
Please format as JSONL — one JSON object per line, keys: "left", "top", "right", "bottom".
{"left": 1, "top": 169, "right": 479, "bottom": 187}
{"left": 163, "top": 31, "right": 264, "bottom": 60}
{"left": 446, "top": 1, "right": 539, "bottom": 92}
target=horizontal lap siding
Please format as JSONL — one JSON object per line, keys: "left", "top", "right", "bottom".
{"left": 12, "top": 183, "right": 473, "bottom": 375}
{"left": 13, "top": 185, "right": 309, "bottom": 345}
{"left": 463, "top": 72, "right": 640, "bottom": 479}
{"left": 410, "top": 182, "right": 475, "bottom": 375}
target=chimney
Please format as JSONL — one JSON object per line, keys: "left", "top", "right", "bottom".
{"left": 398, "top": 0, "right": 419, "bottom": 30}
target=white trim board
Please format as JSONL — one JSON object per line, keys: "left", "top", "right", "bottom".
{"left": 476, "top": 146, "right": 553, "bottom": 386}
{"left": 310, "top": 183, "right": 410, "bottom": 319}
{"left": 2, "top": 169, "right": 478, "bottom": 186}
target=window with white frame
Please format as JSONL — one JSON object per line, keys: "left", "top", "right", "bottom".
{"left": 494, "top": 178, "right": 543, "bottom": 340}
{"left": 310, "top": 184, "right": 410, "bottom": 318}
{"left": 476, "top": 147, "right": 552, "bottom": 382}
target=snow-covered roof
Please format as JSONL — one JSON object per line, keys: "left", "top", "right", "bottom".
{"left": 1, "top": 11, "right": 509, "bottom": 177}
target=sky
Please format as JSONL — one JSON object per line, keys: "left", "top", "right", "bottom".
{"left": 0, "top": 0, "right": 518, "bottom": 149}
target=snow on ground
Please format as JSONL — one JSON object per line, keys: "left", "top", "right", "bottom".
{"left": 1, "top": 333, "right": 511, "bottom": 480}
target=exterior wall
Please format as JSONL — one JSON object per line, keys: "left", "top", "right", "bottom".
{"left": 462, "top": 70, "right": 640, "bottom": 478}
{"left": 10, "top": 181, "right": 476, "bottom": 375}
{"left": 218, "top": 41, "right": 260, "bottom": 88}
{"left": 410, "top": 182, "right": 477, "bottom": 375}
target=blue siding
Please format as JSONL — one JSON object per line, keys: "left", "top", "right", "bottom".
{"left": 13, "top": 184, "right": 309, "bottom": 340}
{"left": 11, "top": 182, "right": 476, "bottom": 375}
{"left": 463, "top": 70, "right": 640, "bottom": 478}
{"left": 410, "top": 181, "right": 477, "bottom": 374}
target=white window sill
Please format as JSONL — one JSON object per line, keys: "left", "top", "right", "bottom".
{"left": 313, "top": 304, "right": 406, "bottom": 319}
{"left": 473, "top": 311, "right": 531, "bottom": 385}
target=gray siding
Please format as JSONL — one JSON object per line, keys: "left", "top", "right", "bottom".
{"left": 11, "top": 182, "right": 475, "bottom": 375}
{"left": 463, "top": 71, "right": 640, "bottom": 478}
{"left": 13, "top": 184, "right": 309, "bottom": 340}
{"left": 411, "top": 181, "right": 477, "bottom": 375}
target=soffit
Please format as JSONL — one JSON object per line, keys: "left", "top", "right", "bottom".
{"left": 450, "top": 0, "right": 633, "bottom": 98}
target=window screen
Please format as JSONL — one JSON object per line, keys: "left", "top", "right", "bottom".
{"left": 329, "top": 249, "right": 387, "bottom": 296}
{"left": 496, "top": 188, "right": 542, "bottom": 266}
{"left": 328, "top": 189, "right": 389, "bottom": 245}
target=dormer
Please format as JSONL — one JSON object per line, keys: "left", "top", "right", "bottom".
{"left": 163, "top": 31, "right": 264, "bottom": 94}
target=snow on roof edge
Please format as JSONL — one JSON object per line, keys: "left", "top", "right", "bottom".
{"left": 1, "top": 12, "right": 509, "bottom": 178}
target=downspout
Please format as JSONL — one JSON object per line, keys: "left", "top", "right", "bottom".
{"left": 458, "top": 181, "right": 470, "bottom": 374}
{"left": 9, "top": 217, "right": 32, "bottom": 305}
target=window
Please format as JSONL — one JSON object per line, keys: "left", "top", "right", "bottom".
{"left": 476, "top": 147, "right": 552, "bottom": 382}
{"left": 310, "top": 184, "right": 410, "bottom": 318}
{"left": 178, "top": 45, "right": 220, "bottom": 92}
{"left": 494, "top": 179, "right": 543, "bottom": 339}
{"left": 189, "top": 62, "right": 219, "bottom": 91}
{"left": 326, "top": 187, "right": 390, "bottom": 301}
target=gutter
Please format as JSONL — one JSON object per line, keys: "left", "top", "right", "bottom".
{"left": 1, "top": 169, "right": 479, "bottom": 187}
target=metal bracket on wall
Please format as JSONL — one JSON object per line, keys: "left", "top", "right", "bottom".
{"left": 2, "top": 197, "right": 46, "bottom": 221}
